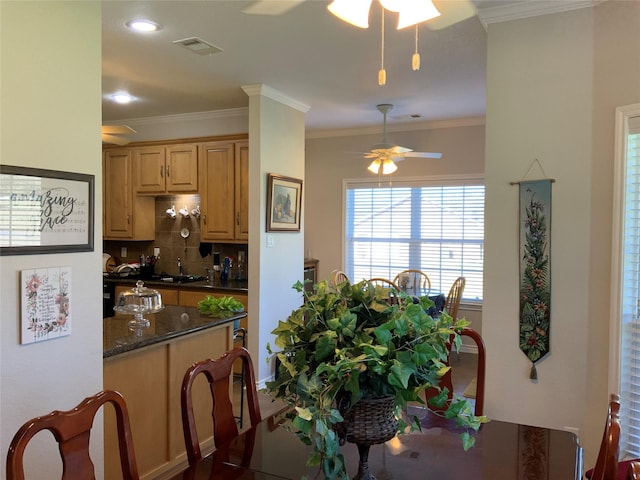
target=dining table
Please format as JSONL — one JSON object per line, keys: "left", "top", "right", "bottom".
{"left": 169, "top": 406, "right": 583, "bottom": 480}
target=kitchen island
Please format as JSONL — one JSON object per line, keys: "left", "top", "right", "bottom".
{"left": 104, "top": 306, "right": 247, "bottom": 480}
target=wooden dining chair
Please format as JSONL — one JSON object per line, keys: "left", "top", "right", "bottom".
{"left": 443, "top": 277, "right": 466, "bottom": 320}
{"left": 331, "top": 270, "right": 350, "bottom": 287}
{"left": 423, "top": 326, "right": 486, "bottom": 417}
{"left": 181, "top": 346, "right": 261, "bottom": 465}
{"left": 393, "top": 269, "right": 431, "bottom": 296}
{"left": 584, "top": 393, "right": 640, "bottom": 480}
{"left": 628, "top": 462, "right": 640, "bottom": 480}
{"left": 6, "top": 390, "right": 139, "bottom": 480}
{"left": 368, "top": 278, "right": 402, "bottom": 304}
{"left": 586, "top": 393, "right": 622, "bottom": 480}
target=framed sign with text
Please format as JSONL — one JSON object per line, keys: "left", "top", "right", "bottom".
{"left": 0, "top": 165, "right": 94, "bottom": 255}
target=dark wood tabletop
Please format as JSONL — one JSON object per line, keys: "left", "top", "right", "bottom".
{"left": 169, "top": 407, "right": 583, "bottom": 480}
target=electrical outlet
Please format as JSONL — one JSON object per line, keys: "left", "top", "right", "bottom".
{"left": 121, "top": 247, "right": 127, "bottom": 258}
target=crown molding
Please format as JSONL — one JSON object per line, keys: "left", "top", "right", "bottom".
{"left": 102, "top": 107, "right": 248, "bottom": 127}
{"left": 241, "top": 84, "right": 310, "bottom": 113}
{"left": 306, "top": 116, "right": 486, "bottom": 140}
{"left": 476, "top": 0, "right": 602, "bottom": 29}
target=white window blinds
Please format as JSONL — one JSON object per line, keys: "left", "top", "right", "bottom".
{"left": 619, "top": 115, "right": 640, "bottom": 457}
{"left": 344, "top": 177, "right": 484, "bottom": 301}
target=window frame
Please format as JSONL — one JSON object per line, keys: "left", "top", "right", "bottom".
{"left": 610, "top": 103, "right": 640, "bottom": 458}
{"left": 342, "top": 174, "right": 485, "bottom": 303}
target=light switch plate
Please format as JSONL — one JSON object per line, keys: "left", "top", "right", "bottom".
{"left": 121, "top": 247, "right": 127, "bottom": 258}
{"left": 266, "top": 235, "right": 274, "bottom": 247}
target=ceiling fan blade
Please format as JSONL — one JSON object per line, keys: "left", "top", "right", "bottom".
{"left": 102, "top": 125, "right": 136, "bottom": 135}
{"left": 242, "top": 0, "right": 305, "bottom": 15}
{"left": 427, "top": 0, "right": 476, "bottom": 30}
{"left": 403, "top": 151, "right": 443, "bottom": 159}
{"left": 388, "top": 145, "right": 412, "bottom": 155}
{"left": 102, "top": 133, "right": 131, "bottom": 146}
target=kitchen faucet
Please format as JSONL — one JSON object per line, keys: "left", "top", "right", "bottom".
{"left": 177, "top": 257, "right": 183, "bottom": 276}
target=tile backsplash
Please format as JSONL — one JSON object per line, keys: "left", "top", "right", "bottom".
{"left": 103, "top": 194, "right": 247, "bottom": 278}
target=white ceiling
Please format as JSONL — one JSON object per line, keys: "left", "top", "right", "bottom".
{"left": 102, "top": 0, "right": 595, "bottom": 132}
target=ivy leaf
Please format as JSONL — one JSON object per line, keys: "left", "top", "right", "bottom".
{"left": 315, "top": 335, "right": 337, "bottom": 362}
{"left": 461, "top": 431, "right": 476, "bottom": 450}
{"left": 295, "top": 406, "right": 313, "bottom": 421}
{"left": 388, "top": 359, "right": 414, "bottom": 389}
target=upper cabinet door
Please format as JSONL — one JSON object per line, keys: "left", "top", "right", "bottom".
{"left": 134, "top": 144, "right": 198, "bottom": 194}
{"left": 199, "top": 142, "right": 235, "bottom": 241}
{"left": 103, "top": 149, "right": 133, "bottom": 238}
{"left": 235, "top": 141, "right": 249, "bottom": 241}
{"left": 166, "top": 144, "right": 198, "bottom": 193}
{"left": 134, "top": 146, "right": 165, "bottom": 193}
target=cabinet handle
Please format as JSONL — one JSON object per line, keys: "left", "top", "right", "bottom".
{"left": 127, "top": 215, "right": 131, "bottom": 224}
{"left": 160, "top": 165, "right": 164, "bottom": 178}
{"left": 166, "top": 165, "right": 170, "bottom": 177}
{"left": 236, "top": 212, "right": 240, "bottom": 225}
{"left": 203, "top": 214, "right": 207, "bottom": 225}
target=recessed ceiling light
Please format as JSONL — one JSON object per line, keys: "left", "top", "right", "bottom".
{"left": 111, "top": 92, "right": 133, "bottom": 104}
{"left": 126, "top": 19, "right": 161, "bottom": 32}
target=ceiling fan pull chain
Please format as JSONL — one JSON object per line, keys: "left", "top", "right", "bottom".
{"left": 412, "top": 24, "right": 421, "bottom": 71}
{"left": 378, "top": 5, "right": 386, "bottom": 86}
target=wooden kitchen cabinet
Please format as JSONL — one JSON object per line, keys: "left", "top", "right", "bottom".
{"left": 103, "top": 149, "right": 155, "bottom": 240}
{"left": 104, "top": 320, "right": 234, "bottom": 480}
{"left": 134, "top": 144, "right": 198, "bottom": 195}
{"left": 199, "top": 141, "right": 249, "bottom": 242}
{"left": 235, "top": 141, "right": 249, "bottom": 241}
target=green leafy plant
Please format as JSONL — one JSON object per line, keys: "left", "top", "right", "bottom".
{"left": 197, "top": 295, "right": 244, "bottom": 315}
{"left": 266, "top": 279, "right": 487, "bottom": 480}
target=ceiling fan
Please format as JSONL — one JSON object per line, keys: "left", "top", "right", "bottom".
{"left": 242, "top": 0, "right": 477, "bottom": 30}
{"left": 101, "top": 125, "right": 136, "bottom": 146}
{"left": 365, "top": 103, "right": 442, "bottom": 175}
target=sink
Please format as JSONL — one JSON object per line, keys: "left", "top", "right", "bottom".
{"left": 157, "top": 275, "right": 205, "bottom": 284}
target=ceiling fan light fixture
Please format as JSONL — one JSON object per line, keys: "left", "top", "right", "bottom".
{"left": 367, "top": 157, "right": 397, "bottom": 175}
{"left": 382, "top": 158, "right": 398, "bottom": 174}
{"left": 379, "top": 0, "right": 440, "bottom": 29}
{"left": 327, "top": 0, "right": 373, "bottom": 28}
{"left": 368, "top": 159, "right": 382, "bottom": 174}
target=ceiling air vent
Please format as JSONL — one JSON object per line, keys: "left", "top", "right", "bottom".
{"left": 173, "top": 37, "right": 223, "bottom": 56}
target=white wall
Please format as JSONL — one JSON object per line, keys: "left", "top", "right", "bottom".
{"left": 244, "top": 86, "right": 308, "bottom": 385}
{"left": 0, "top": 2, "right": 104, "bottom": 477}
{"left": 483, "top": 1, "right": 640, "bottom": 469}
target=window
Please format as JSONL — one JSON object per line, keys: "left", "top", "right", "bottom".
{"left": 344, "top": 176, "right": 484, "bottom": 301}
{"left": 615, "top": 108, "right": 640, "bottom": 458}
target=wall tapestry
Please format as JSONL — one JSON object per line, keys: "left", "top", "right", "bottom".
{"left": 21, "top": 266, "right": 71, "bottom": 344}
{"left": 519, "top": 179, "right": 552, "bottom": 379}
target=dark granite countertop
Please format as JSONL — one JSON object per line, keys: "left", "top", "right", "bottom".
{"left": 104, "top": 305, "right": 246, "bottom": 358}
{"left": 104, "top": 275, "right": 248, "bottom": 293}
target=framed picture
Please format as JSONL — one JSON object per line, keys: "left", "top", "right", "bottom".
{"left": 266, "top": 173, "right": 303, "bottom": 232}
{"left": 0, "top": 165, "right": 95, "bottom": 255}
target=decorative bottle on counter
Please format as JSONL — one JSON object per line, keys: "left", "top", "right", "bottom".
{"left": 236, "top": 257, "right": 246, "bottom": 281}
{"left": 220, "top": 257, "right": 230, "bottom": 282}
